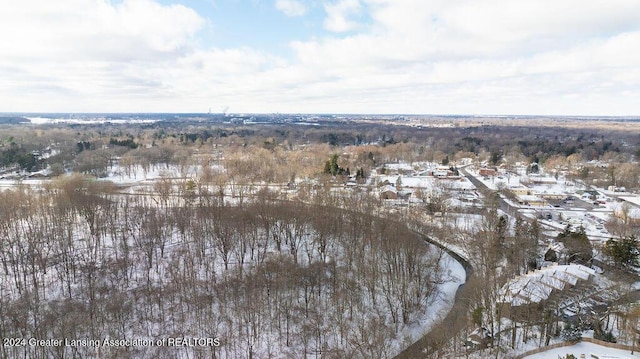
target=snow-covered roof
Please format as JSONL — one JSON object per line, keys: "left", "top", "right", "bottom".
{"left": 547, "top": 242, "right": 565, "bottom": 253}
{"left": 616, "top": 197, "right": 640, "bottom": 218}
{"left": 517, "top": 278, "right": 553, "bottom": 303}
{"left": 518, "top": 195, "right": 544, "bottom": 202}
{"left": 382, "top": 163, "right": 415, "bottom": 171}
{"left": 378, "top": 175, "right": 475, "bottom": 191}
{"left": 528, "top": 176, "right": 557, "bottom": 184}
{"left": 499, "top": 264, "right": 596, "bottom": 306}
{"left": 522, "top": 341, "right": 638, "bottom": 359}
{"left": 549, "top": 269, "right": 579, "bottom": 286}
{"left": 379, "top": 184, "right": 397, "bottom": 193}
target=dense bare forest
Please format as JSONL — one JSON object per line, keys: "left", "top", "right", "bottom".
{"left": 0, "top": 174, "right": 448, "bottom": 358}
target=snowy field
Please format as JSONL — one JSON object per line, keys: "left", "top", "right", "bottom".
{"left": 523, "top": 341, "right": 640, "bottom": 359}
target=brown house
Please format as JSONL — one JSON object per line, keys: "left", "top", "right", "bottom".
{"left": 479, "top": 167, "right": 498, "bottom": 177}
{"left": 379, "top": 185, "right": 398, "bottom": 200}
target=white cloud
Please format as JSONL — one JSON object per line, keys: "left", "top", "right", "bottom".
{"left": 0, "top": 0, "right": 204, "bottom": 62}
{"left": 275, "top": 0, "right": 308, "bottom": 17}
{"left": 276, "top": 0, "right": 640, "bottom": 114}
{"left": 1, "top": 0, "right": 640, "bottom": 114}
{"left": 323, "top": 0, "right": 362, "bottom": 32}
{"left": 0, "top": 0, "right": 209, "bottom": 111}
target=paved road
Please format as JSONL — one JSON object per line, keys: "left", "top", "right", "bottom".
{"left": 393, "top": 233, "right": 474, "bottom": 359}
{"left": 395, "top": 169, "right": 626, "bottom": 358}
{"left": 394, "top": 169, "right": 509, "bottom": 359}
{"left": 460, "top": 168, "right": 514, "bottom": 216}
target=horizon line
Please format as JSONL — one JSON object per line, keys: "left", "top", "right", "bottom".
{"left": 2, "top": 112, "right": 640, "bottom": 119}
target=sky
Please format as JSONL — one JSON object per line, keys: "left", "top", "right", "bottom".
{"left": 1, "top": 0, "right": 640, "bottom": 115}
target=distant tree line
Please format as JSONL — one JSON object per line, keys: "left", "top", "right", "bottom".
{"left": 4, "top": 118, "right": 640, "bottom": 190}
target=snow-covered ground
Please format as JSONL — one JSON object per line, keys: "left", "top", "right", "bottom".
{"left": 0, "top": 161, "right": 471, "bottom": 358}
{"left": 523, "top": 341, "right": 640, "bottom": 359}
{"left": 398, "top": 253, "right": 466, "bottom": 346}
{"left": 4, "top": 158, "right": 639, "bottom": 358}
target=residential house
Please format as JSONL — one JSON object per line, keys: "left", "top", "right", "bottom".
{"left": 465, "top": 327, "right": 493, "bottom": 350}
{"left": 498, "top": 264, "right": 596, "bottom": 320}
{"left": 379, "top": 185, "right": 398, "bottom": 200}
{"left": 479, "top": 167, "right": 498, "bottom": 177}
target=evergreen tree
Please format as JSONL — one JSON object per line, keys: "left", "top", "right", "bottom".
{"left": 604, "top": 235, "right": 639, "bottom": 268}
{"left": 557, "top": 225, "right": 592, "bottom": 264}
{"left": 322, "top": 154, "right": 348, "bottom": 176}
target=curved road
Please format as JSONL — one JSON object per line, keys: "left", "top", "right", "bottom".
{"left": 393, "top": 231, "right": 474, "bottom": 359}
{"left": 397, "top": 168, "right": 639, "bottom": 357}
{"left": 394, "top": 168, "right": 505, "bottom": 358}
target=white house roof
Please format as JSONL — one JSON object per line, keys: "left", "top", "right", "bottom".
{"left": 499, "top": 264, "right": 595, "bottom": 306}
{"left": 378, "top": 175, "right": 476, "bottom": 191}
{"left": 379, "top": 184, "right": 397, "bottom": 193}
{"left": 518, "top": 194, "right": 545, "bottom": 202}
